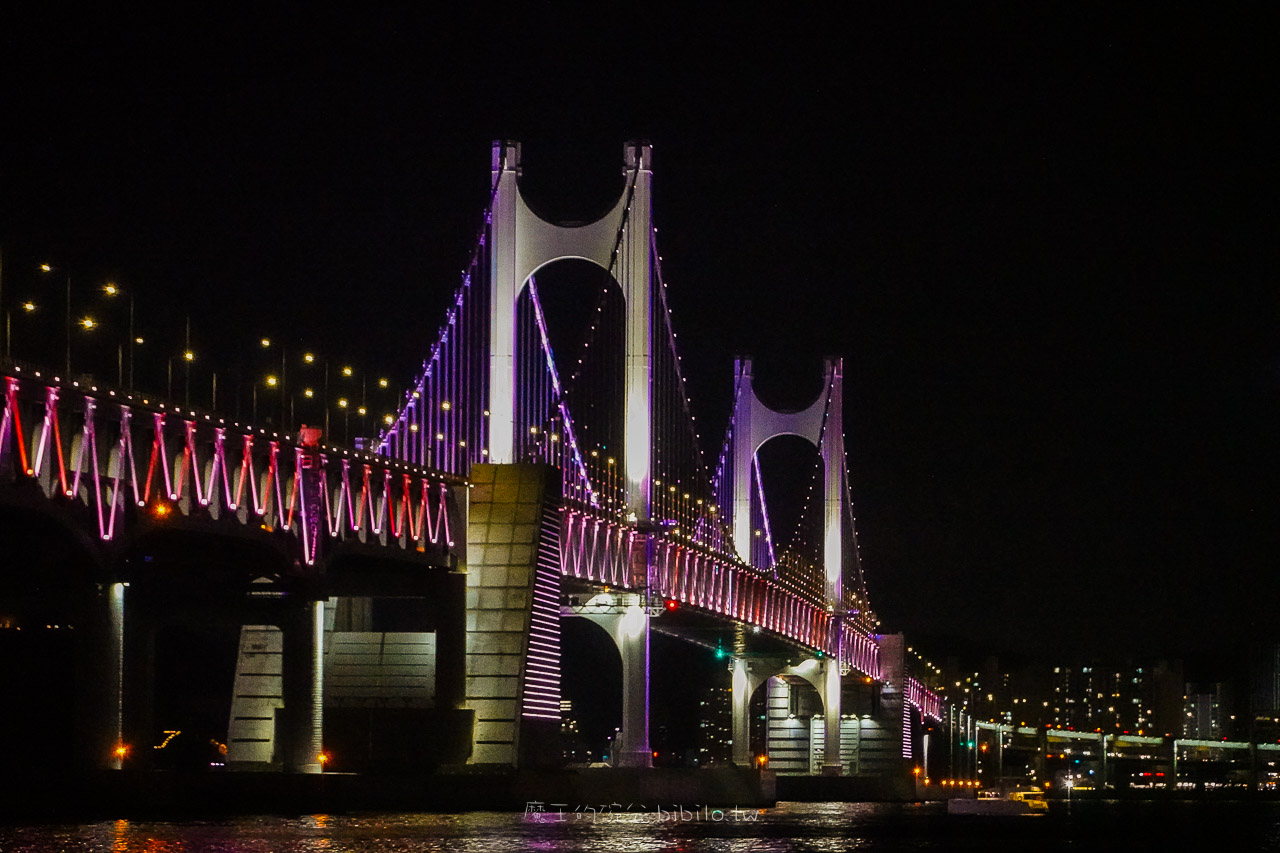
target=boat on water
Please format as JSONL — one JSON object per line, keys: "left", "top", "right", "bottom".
{"left": 946, "top": 788, "right": 1049, "bottom": 816}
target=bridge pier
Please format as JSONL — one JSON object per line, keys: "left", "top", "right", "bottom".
{"left": 279, "top": 600, "right": 324, "bottom": 773}
{"left": 577, "top": 594, "right": 652, "bottom": 768}
{"left": 821, "top": 657, "right": 844, "bottom": 775}
{"left": 121, "top": 603, "right": 156, "bottom": 771}
{"left": 731, "top": 657, "right": 761, "bottom": 767}
{"left": 101, "top": 582, "right": 125, "bottom": 769}
{"left": 732, "top": 657, "right": 850, "bottom": 774}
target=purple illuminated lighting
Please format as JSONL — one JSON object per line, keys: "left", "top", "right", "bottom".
{"left": 0, "top": 372, "right": 457, "bottom": 566}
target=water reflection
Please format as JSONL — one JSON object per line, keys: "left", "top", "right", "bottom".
{"left": 2, "top": 800, "right": 1279, "bottom": 851}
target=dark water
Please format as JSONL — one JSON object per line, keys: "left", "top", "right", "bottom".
{"left": 2, "top": 801, "right": 1279, "bottom": 851}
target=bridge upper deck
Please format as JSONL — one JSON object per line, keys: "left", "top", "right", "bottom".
{"left": 1, "top": 367, "right": 462, "bottom": 570}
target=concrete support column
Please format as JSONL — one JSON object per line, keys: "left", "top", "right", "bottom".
{"left": 614, "top": 602, "right": 651, "bottom": 767}
{"left": 76, "top": 581, "right": 126, "bottom": 771}
{"left": 821, "top": 656, "right": 843, "bottom": 775}
{"left": 106, "top": 582, "right": 124, "bottom": 769}
{"left": 281, "top": 600, "right": 324, "bottom": 773}
{"left": 731, "top": 657, "right": 752, "bottom": 766}
{"left": 121, "top": 602, "right": 155, "bottom": 771}
{"left": 580, "top": 595, "right": 651, "bottom": 768}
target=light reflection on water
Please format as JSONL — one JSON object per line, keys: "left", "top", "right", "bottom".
{"left": 2, "top": 800, "right": 1279, "bottom": 852}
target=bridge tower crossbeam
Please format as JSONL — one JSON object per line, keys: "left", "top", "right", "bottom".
{"left": 486, "top": 140, "right": 654, "bottom": 522}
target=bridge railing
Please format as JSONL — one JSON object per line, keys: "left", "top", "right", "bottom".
{"left": 558, "top": 506, "right": 881, "bottom": 680}
{"left": 1, "top": 368, "right": 461, "bottom": 566}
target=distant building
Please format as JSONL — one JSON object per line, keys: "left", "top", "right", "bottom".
{"left": 1183, "top": 683, "right": 1222, "bottom": 739}
{"left": 1248, "top": 642, "right": 1280, "bottom": 742}
{"left": 1050, "top": 662, "right": 1180, "bottom": 734}
{"left": 560, "top": 698, "right": 589, "bottom": 763}
{"left": 697, "top": 685, "right": 733, "bottom": 765}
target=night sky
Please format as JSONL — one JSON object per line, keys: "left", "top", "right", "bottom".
{"left": 2, "top": 7, "right": 1275, "bottom": 666}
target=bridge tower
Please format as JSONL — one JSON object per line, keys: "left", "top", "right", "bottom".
{"left": 481, "top": 141, "right": 656, "bottom": 767}
{"left": 729, "top": 357, "right": 847, "bottom": 774}
{"left": 486, "top": 140, "right": 654, "bottom": 521}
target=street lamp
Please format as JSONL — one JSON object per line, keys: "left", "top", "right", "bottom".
{"left": 102, "top": 282, "right": 136, "bottom": 387}
{"left": 259, "top": 337, "right": 288, "bottom": 428}
{"left": 298, "top": 351, "right": 330, "bottom": 436}
{"left": 4, "top": 300, "right": 39, "bottom": 361}
{"left": 38, "top": 263, "right": 72, "bottom": 375}
{"left": 337, "top": 396, "right": 350, "bottom": 442}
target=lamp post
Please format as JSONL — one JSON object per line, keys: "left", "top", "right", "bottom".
{"left": 5, "top": 300, "right": 38, "bottom": 361}
{"left": 38, "top": 264, "right": 73, "bottom": 375}
{"left": 259, "top": 337, "right": 287, "bottom": 428}
{"left": 183, "top": 316, "right": 193, "bottom": 407}
{"left": 102, "top": 283, "right": 136, "bottom": 387}
{"left": 305, "top": 351, "right": 329, "bottom": 437}
{"left": 336, "top": 396, "right": 350, "bottom": 443}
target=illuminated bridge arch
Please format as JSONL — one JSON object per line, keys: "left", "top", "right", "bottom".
{"left": 487, "top": 140, "right": 654, "bottom": 519}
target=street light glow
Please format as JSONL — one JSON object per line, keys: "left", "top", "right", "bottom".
{"left": 104, "top": 283, "right": 119, "bottom": 296}
{"left": 79, "top": 317, "right": 97, "bottom": 329}
{"left": 183, "top": 350, "right": 194, "bottom": 361}
{"left": 260, "top": 338, "right": 271, "bottom": 348}
{"left": 342, "top": 366, "right": 353, "bottom": 376}
{"left": 303, "top": 353, "right": 315, "bottom": 364}
{"left": 266, "top": 375, "right": 279, "bottom": 387}
{"left": 22, "top": 301, "right": 36, "bottom": 312}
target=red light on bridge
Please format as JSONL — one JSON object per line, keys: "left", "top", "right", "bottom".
{"left": 663, "top": 599, "right": 679, "bottom": 612}
{"left": 151, "top": 502, "right": 171, "bottom": 519}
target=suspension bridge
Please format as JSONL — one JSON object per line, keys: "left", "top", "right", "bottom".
{"left": 0, "top": 141, "right": 940, "bottom": 787}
